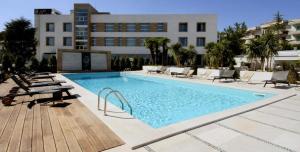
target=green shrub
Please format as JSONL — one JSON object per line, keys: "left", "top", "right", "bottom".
{"left": 14, "top": 56, "right": 26, "bottom": 73}
{"left": 288, "top": 65, "right": 299, "bottom": 84}
{"left": 137, "top": 57, "right": 144, "bottom": 70}
{"left": 125, "top": 58, "right": 131, "bottom": 69}
{"left": 29, "top": 57, "right": 39, "bottom": 72}
{"left": 113, "top": 57, "right": 120, "bottom": 71}
{"left": 49, "top": 56, "right": 57, "bottom": 73}
{"left": 39, "top": 58, "right": 49, "bottom": 72}
{"left": 132, "top": 57, "right": 138, "bottom": 70}
{"left": 1, "top": 53, "right": 13, "bottom": 72}
{"left": 120, "top": 58, "right": 126, "bottom": 70}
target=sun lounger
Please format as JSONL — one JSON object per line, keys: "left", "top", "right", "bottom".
{"left": 176, "top": 70, "right": 195, "bottom": 78}
{"left": 11, "top": 75, "right": 73, "bottom": 97}
{"left": 18, "top": 74, "right": 66, "bottom": 87}
{"left": 212, "top": 70, "right": 235, "bottom": 82}
{"left": 171, "top": 67, "right": 191, "bottom": 77}
{"left": 264, "top": 71, "right": 290, "bottom": 87}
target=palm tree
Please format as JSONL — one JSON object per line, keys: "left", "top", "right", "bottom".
{"left": 262, "top": 30, "right": 280, "bottom": 71}
{"left": 246, "top": 37, "right": 267, "bottom": 71}
{"left": 158, "top": 37, "right": 170, "bottom": 65}
{"left": 144, "top": 38, "right": 156, "bottom": 64}
{"left": 183, "top": 45, "right": 197, "bottom": 66}
{"left": 170, "top": 43, "right": 183, "bottom": 66}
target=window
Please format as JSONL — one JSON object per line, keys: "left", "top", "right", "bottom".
{"left": 286, "top": 35, "right": 292, "bottom": 40}
{"left": 75, "top": 41, "right": 88, "bottom": 50}
{"left": 127, "top": 23, "right": 136, "bottom": 32}
{"left": 139, "top": 37, "right": 145, "bottom": 46}
{"left": 91, "top": 23, "right": 97, "bottom": 32}
{"left": 91, "top": 37, "right": 97, "bottom": 46}
{"left": 117, "top": 37, "right": 123, "bottom": 46}
{"left": 63, "top": 37, "right": 72, "bottom": 46}
{"left": 75, "top": 27, "right": 88, "bottom": 40}
{"left": 46, "top": 37, "right": 55, "bottom": 46}
{"left": 196, "top": 37, "right": 206, "bottom": 47}
{"left": 105, "top": 37, "right": 114, "bottom": 46}
{"left": 296, "top": 35, "right": 300, "bottom": 41}
{"left": 197, "top": 22, "right": 206, "bottom": 32}
{"left": 178, "top": 37, "right": 188, "bottom": 46}
{"left": 75, "top": 9, "right": 88, "bottom": 25}
{"left": 118, "top": 23, "right": 123, "bottom": 32}
{"left": 157, "top": 23, "right": 165, "bottom": 32}
{"left": 63, "top": 23, "right": 72, "bottom": 32}
{"left": 126, "top": 37, "right": 136, "bottom": 46}
{"left": 140, "top": 23, "right": 150, "bottom": 32}
{"left": 179, "top": 23, "right": 188, "bottom": 32}
{"left": 46, "top": 23, "right": 54, "bottom": 32}
{"left": 105, "top": 23, "right": 114, "bottom": 32}
{"left": 296, "top": 25, "right": 300, "bottom": 31}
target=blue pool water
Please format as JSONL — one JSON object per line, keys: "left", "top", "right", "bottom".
{"left": 64, "top": 72, "right": 274, "bottom": 128}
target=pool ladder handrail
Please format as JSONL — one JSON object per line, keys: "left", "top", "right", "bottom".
{"left": 97, "top": 87, "right": 133, "bottom": 116}
{"left": 98, "top": 87, "right": 115, "bottom": 110}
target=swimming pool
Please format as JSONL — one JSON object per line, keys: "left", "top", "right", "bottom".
{"left": 64, "top": 72, "right": 274, "bottom": 128}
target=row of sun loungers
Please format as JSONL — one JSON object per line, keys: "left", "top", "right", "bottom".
{"left": 144, "top": 66, "right": 291, "bottom": 87}
{"left": 2, "top": 72, "right": 74, "bottom": 106}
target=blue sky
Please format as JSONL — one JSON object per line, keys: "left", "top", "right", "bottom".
{"left": 0, "top": 0, "right": 299, "bottom": 31}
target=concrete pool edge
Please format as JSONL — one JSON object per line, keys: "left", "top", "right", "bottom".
{"left": 55, "top": 73, "right": 296, "bottom": 150}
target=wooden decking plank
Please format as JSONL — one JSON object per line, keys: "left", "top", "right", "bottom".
{"left": 0, "top": 105, "right": 14, "bottom": 137}
{"left": 41, "top": 105, "right": 57, "bottom": 152}
{"left": 7, "top": 98, "right": 28, "bottom": 152}
{"left": 32, "top": 96, "right": 44, "bottom": 152}
{"left": 20, "top": 96, "right": 34, "bottom": 152}
{"left": 66, "top": 101, "right": 107, "bottom": 151}
{"left": 48, "top": 106, "right": 70, "bottom": 152}
{"left": 70, "top": 100, "right": 124, "bottom": 150}
{"left": 0, "top": 99, "right": 22, "bottom": 152}
{"left": 53, "top": 106, "right": 82, "bottom": 152}
{"left": 62, "top": 105, "right": 97, "bottom": 152}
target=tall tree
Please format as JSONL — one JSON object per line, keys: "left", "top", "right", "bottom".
{"left": 170, "top": 43, "right": 183, "bottom": 66}
{"left": 3, "top": 18, "right": 37, "bottom": 61}
{"left": 220, "top": 22, "right": 247, "bottom": 55}
{"left": 144, "top": 38, "right": 156, "bottom": 64}
{"left": 158, "top": 37, "right": 170, "bottom": 65}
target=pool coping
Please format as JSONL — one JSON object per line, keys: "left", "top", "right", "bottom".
{"left": 56, "top": 72, "right": 297, "bottom": 150}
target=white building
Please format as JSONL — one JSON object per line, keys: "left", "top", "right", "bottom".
{"left": 34, "top": 3, "right": 217, "bottom": 72}
{"left": 244, "top": 19, "right": 300, "bottom": 46}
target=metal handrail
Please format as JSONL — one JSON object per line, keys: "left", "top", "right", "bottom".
{"left": 97, "top": 87, "right": 114, "bottom": 110}
{"left": 104, "top": 90, "right": 133, "bottom": 116}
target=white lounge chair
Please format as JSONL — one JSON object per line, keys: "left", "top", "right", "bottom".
{"left": 264, "top": 71, "right": 290, "bottom": 87}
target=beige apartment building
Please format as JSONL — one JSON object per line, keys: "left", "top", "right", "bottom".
{"left": 34, "top": 3, "right": 217, "bottom": 72}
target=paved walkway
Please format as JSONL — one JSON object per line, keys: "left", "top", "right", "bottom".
{"left": 0, "top": 79, "right": 124, "bottom": 152}
{"left": 106, "top": 95, "right": 300, "bottom": 152}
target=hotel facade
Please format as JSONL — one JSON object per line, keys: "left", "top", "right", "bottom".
{"left": 34, "top": 3, "right": 217, "bottom": 71}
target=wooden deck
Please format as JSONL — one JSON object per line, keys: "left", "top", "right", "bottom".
{"left": 0, "top": 79, "right": 124, "bottom": 152}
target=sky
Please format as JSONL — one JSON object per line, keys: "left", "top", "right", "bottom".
{"left": 0, "top": 0, "right": 299, "bottom": 31}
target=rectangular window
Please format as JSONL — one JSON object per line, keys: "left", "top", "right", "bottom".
{"left": 118, "top": 23, "right": 123, "bottom": 32}
{"left": 139, "top": 37, "right": 145, "bottom": 46}
{"left": 178, "top": 37, "right": 188, "bottom": 46}
{"left": 296, "top": 35, "right": 300, "bottom": 41}
{"left": 286, "top": 35, "right": 292, "bottom": 40}
{"left": 46, "top": 37, "right": 55, "bottom": 46}
{"left": 126, "top": 37, "right": 136, "bottom": 46}
{"left": 75, "top": 27, "right": 88, "bottom": 40}
{"left": 91, "top": 37, "right": 97, "bottom": 46}
{"left": 105, "top": 23, "right": 114, "bottom": 32}
{"left": 105, "top": 37, "right": 114, "bottom": 46}
{"left": 127, "top": 23, "right": 136, "bottom": 32}
{"left": 296, "top": 25, "right": 300, "bottom": 31}
{"left": 75, "top": 9, "right": 88, "bottom": 25}
{"left": 117, "top": 37, "right": 123, "bottom": 46}
{"left": 91, "top": 23, "right": 97, "bottom": 32}
{"left": 197, "top": 22, "right": 206, "bottom": 32}
{"left": 157, "top": 23, "right": 165, "bottom": 32}
{"left": 63, "top": 37, "right": 72, "bottom": 46}
{"left": 196, "top": 37, "right": 206, "bottom": 47}
{"left": 75, "top": 41, "right": 88, "bottom": 50}
{"left": 63, "top": 23, "right": 72, "bottom": 32}
{"left": 46, "top": 23, "right": 54, "bottom": 32}
{"left": 179, "top": 23, "right": 188, "bottom": 32}
{"left": 140, "top": 23, "right": 150, "bottom": 32}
